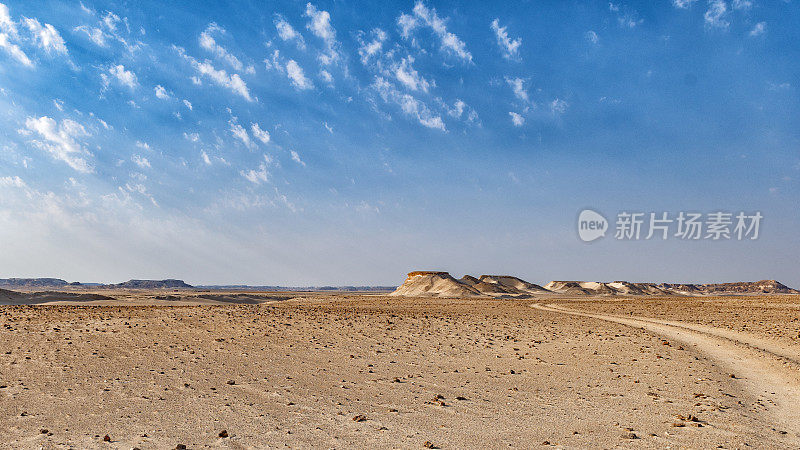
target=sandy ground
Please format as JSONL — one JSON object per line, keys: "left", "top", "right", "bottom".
{"left": 1, "top": 294, "right": 799, "bottom": 448}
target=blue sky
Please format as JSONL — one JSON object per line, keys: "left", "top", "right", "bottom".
{"left": 0, "top": 0, "right": 798, "bottom": 286}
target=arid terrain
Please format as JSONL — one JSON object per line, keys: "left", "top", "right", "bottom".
{"left": 1, "top": 288, "right": 799, "bottom": 449}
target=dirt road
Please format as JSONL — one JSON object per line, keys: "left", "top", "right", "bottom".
{"left": 533, "top": 302, "right": 800, "bottom": 445}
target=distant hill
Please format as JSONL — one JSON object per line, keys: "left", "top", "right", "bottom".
{"left": 0, "top": 278, "right": 70, "bottom": 288}
{"left": 391, "top": 272, "right": 800, "bottom": 297}
{"left": 111, "top": 279, "right": 194, "bottom": 289}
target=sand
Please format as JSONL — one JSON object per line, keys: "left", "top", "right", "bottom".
{"left": 1, "top": 293, "right": 799, "bottom": 448}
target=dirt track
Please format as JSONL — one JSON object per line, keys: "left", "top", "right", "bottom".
{"left": 533, "top": 302, "right": 800, "bottom": 445}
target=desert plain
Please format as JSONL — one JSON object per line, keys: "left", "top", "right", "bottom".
{"left": 1, "top": 288, "right": 800, "bottom": 449}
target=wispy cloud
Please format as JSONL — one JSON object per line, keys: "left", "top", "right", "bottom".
{"left": 251, "top": 123, "right": 271, "bottom": 145}
{"left": 199, "top": 23, "right": 252, "bottom": 73}
{"left": 285, "top": 59, "right": 313, "bottom": 90}
{"left": 154, "top": 85, "right": 170, "bottom": 99}
{"left": 0, "top": 32, "right": 32, "bottom": 66}
{"left": 394, "top": 55, "right": 431, "bottom": 92}
{"left": 490, "top": 19, "right": 521, "bottom": 61}
{"left": 400, "top": 1, "right": 472, "bottom": 63}
{"left": 749, "top": 22, "right": 766, "bottom": 37}
{"left": 102, "top": 64, "right": 138, "bottom": 90}
{"left": 373, "top": 76, "right": 445, "bottom": 131}
{"left": 505, "top": 77, "right": 529, "bottom": 103}
{"left": 509, "top": 111, "right": 524, "bottom": 127}
{"left": 704, "top": 0, "right": 729, "bottom": 29}
{"left": 274, "top": 15, "right": 305, "bottom": 50}
{"left": 240, "top": 154, "right": 271, "bottom": 184}
{"left": 175, "top": 46, "right": 253, "bottom": 101}
{"left": 357, "top": 28, "right": 387, "bottom": 65}
{"left": 22, "top": 116, "right": 94, "bottom": 173}
{"left": 290, "top": 150, "right": 306, "bottom": 166}
{"left": 23, "top": 17, "right": 67, "bottom": 55}
{"left": 304, "top": 3, "right": 341, "bottom": 65}
{"left": 230, "top": 120, "right": 255, "bottom": 149}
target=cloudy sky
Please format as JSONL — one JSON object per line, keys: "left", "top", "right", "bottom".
{"left": 0, "top": 0, "right": 798, "bottom": 286}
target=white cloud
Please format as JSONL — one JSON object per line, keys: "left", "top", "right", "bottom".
{"left": 0, "top": 32, "right": 32, "bottom": 66}
{"left": 175, "top": 46, "right": 253, "bottom": 101}
{"left": 319, "top": 69, "right": 333, "bottom": 84}
{"left": 240, "top": 154, "right": 271, "bottom": 184}
{"left": 230, "top": 120, "right": 254, "bottom": 149}
{"left": 304, "top": 3, "right": 341, "bottom": 66}
{"left": 154, "top": 85, "right": 170, "bottom": 99}
{"left": 373, "top": 76, "right": 445, "bottom": 131}
{"left": 23, "top": 18, "right": 67, "bottom": 54}
{"left": 199, "top": 23, "right": 245, "bottom": 72}
{"left": 394, "top": 55, "right": 431, "bottom": 92}
{"left": 672, "top": 0, "right": 698, "bottom": 8}
{"left": 251, "top": 123, "right": 270, "bottom": 145}
{"left": 704, "top": 0, "right": 729, "bottom": 29}
{"left": 506, "top": 77, "right": 529, "bottom": 103}
{"left": 275, "top": 15, "right": 305, "bottom": 50}
{"left": 324, "top": 122, "right": 333, "bottom": 133}
{"left": 357, "top": 28, "right": 387, "bottom": 65}
{"left": 402, "top": 2, "right": 472, "bottom": 63}
{"left": 397, "top": 13, "right": 417, "bottom": 38}
{"left": 53, "top": 99, "right": 64, "bottom": 111}
{"left": 732, "top": 0, "right": 752, "bottom": 10}
{"left": 490, "top": 19, "right": 521, "bottom": 61}
{"left": 131, "top": 154, "right": 150, "bottom": 169}
{"left": 184, "top": 132, "right": 199, "bottom": 142}
{"left": 285, "top": 59, "right": 313, "bottom": 90}
{"left": 135, "top": 141, "right": 150, "bottom": 150}
{"left": 749, "top": 22, "right": 766, "bottom": 37}
{"left": 509, "top": 111, "right": 524, "bottom": 127}
{"left": 106, "top": 64, "right": 137, "bottom": 89}
{"left": 74, "top": 25, "right": 108, "bottom": 47}
{"left": 0, "top": 175, "right": 26, "bottom": 188}
{"left": 443, "top": 98, "right": 478, "bottom": 122}
{"left": 102, "top": 11, "right": 120, "bottom": 32}
{"left": 201, "top": 151, "right": 211, "bottom": 165}
{"left": 22, "top": 116, "right": 93, "bottom": 173}
{"left": 585, "top": 30, "right": 599, "bottom": 44}
{"left": 0, "top": 3, "right": 17, "bottom": 35}
{"left": 550, "top": 98, "right": 568, "bottom": 114}
{"left": 183, "top": 99, "right": 193, "bottom": 110}
{"left": 290, "top": 150, "right": 306, "bottom": 167}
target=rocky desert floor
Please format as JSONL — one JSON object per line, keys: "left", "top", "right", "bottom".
{"left": 1, "top": 293, "right": 799, "bottom": 449}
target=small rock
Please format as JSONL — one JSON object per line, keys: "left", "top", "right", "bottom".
{"left": 352, "top": 414, "right": 367, "bottom": 422}
{"left": 423, "top": 441, "right": 436, "bottom": 448}
{"left": 621, "top": 432, "right": 638, "bottom": 439}
{"left": 40, "top": 429, "right": 48, "bottom": 434}
{"left": 219, "top": 430, "right": 228, "bottom": 438}
{"left": 103, "top": 434, "right": 111, "bottom": 442}
{"left": 226, "top": 380, "right": 236, "bottom": 385}
{"left": 175, "top": 445, "right": 187, "bottom": 450}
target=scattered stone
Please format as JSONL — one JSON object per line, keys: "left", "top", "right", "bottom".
{"left": 226, "top": 380, "right": 236, "bottom": 385}
{"left": 621, "top": 432, "right": 638, "bottom": 439}
{"left": 103, "top": 434, "right": 111, "bottom": 442}
{"left": 175, "top": 445, "right": 186, "bottom": 450}
{"left": 219, "top": 430, "right": 228, "bottom": 438}
{"left": 352, "top": 414, "right": 367, "bottom": 422}
{"left": 423, "top": 441, "right": 436, "bottom": 448}
{"left": 40, "top": 429, "right": 48, "bottom": 434}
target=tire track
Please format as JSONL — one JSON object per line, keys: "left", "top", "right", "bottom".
{"left": 532, "top": 303, "right": 800, "bottom": 443}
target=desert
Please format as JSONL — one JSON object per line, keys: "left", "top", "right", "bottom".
{"left": 1, "top": 275, "right": 799, "bottom": 448}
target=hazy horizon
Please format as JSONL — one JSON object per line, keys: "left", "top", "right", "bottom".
{"left": 1, "top": 1, "right": 798, "bottom": 286}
